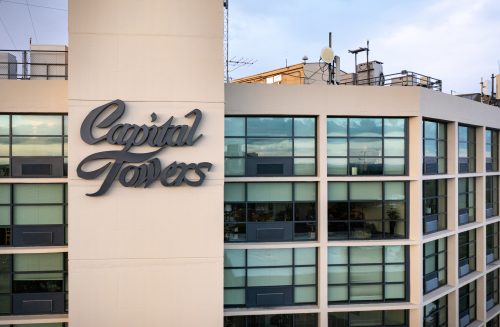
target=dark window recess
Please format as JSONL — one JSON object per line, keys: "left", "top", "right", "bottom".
{"left": 12, "top": 157, "right": 64, "bottom": 178}
{"left": 423, "top": 179, "right": 447, "bottom": 234}
{"left": 224, "top": 314, "right": 318, "bottom": 327}
{"left": 424, "top": 296, "right": 447, "bottom": 327}
{"left": 423, "top": 120, "right": 447, "bottom": 175}
{"left": 458, "top": 230, "right": 476, "bottom": 278}
{"left": 459, "top": 282, "right": 476, "bottom": 327}
{"left": 21, "top": 164, "right": 51, "bottom": 176}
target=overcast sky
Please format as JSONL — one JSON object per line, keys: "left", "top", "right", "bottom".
{"left": 0, "top": 0, "right": 498, "bottom": 93}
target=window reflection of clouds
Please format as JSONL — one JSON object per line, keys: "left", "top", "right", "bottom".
{"left": 12, "top": 115, "right": 62, "bottom": 135}
{"left": 247, "top": 117, "right": 292, "bottom": 137}
{"left": 12, "top": 137, "right": 62, "bottom": 156}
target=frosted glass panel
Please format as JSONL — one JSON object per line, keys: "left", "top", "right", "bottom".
{"left": 328, "top": 183, "right": 347, "bottom": 201}
{"left": 385, "top": 265, "right": 405, "bottom": 282}
{"left": 224, "top": 269, "right": 245, "bottom": 287}
{"left": 295, "top": 183, "right": 316, "bottom": 201}
{"left": 0, "top": 207, "right": 9, "bottom": 225}
{"left": 14, "top": 272, "right": 63, "bottom": 281}
{"left": 385, "top": 182, "right": 405, "bottom": 200}
{"left": 224, "top": 183, "right": 245, "bottom": 202}
{"left": 247, "top": 267, "right": 292, "bottom": 286}
{"left": 14, "top": 253, "right": 63, "bottom": 272}
{"left": 294, "top": 248, "right": 316, "bottom": 265}
{"left": 0, "top": 185, "right": 10, "bottom": 204}
{"left": 351, "top": 247, "right": 382, "bottom": 264}
{"left": 224, "top": 249, "right": 245, "bottom": 267}
{"left": 247, "top": 249, "right": 292, "bottom": 266}
{"left": 224, "top": 289, "right": 245, "bottom": 305}
{"left": 294, "top": 267, "right": 316, "bottom": 285}
{"left": 14, "top": 184, "right": 64, "bottom": 204}
{"left": 350, "top": 284, "right": 382, "bottom": 301}
{"left": 328, "top": 285, "right": 347, "bottom": 301}
{"left": 295, "top": 286, "right": 316, "bottom": 303}
{"left": 385, "top": 246, "right": 405, "bottom": 263}
{"left": 247, "top": 183, "right": 292, "bottom": 202}
{"left": 328, "top": 266, "right": 347, "bottom": 284}
{"left": 350, "top": 265, "right": 382, "bottom": 283}
{"left": 350, "top": 183, "right": 382, "bottom": 200}
{"left": 385, "top": 284, "right": 405, "bottom": 299}
{"left": 328, "top": 247, "right": 348, "bottom": 264}
{"left": 14, "top": 206, "right": 63, "bottom": 224}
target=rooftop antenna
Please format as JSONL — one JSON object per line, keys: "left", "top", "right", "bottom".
{"left": 348, "top": 40, "right": 369, "bottom": 85}
{"left": 320, "top": 32, "right": 334, "bottom": 85}
{"left": 223, "top": 0, "right": 255, "bottom": 82}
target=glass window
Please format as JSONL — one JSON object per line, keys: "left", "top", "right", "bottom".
{"left": 0, "top": 184, "right": 67, "bottom": 246}
{"left": 225, "top": 116, "right": 316, "bottom": 176}
{"left": 328, "top": 310, "right": 407, "bottom": 327}
{"left": 0, "top": 253, "right": 67, "bottom": 315}
{"left": 487, "top": 315, "right": 499, "bottom": 327}
{"left": 486, "top": 129, "right": 498, "bottom": 172}
{"left": 224, "top": 182, "right": 317, "bottom": 242}
{"left": 487, "top": 223, "right": 500, "bottom": 264}
{"left": 423, "top": 120, "right": 447, "bottom": 175}
{"left": 458, "top": 178, "right": 475, "bottom": 225}
{"left": 327, "top": 246, "right": 407, "bottom": 303}
{"left": 224, "top": 248, "right": 317, "bottom": 308}
{"left": 423, "top": 238, "right": 447, "bottom": 294}
{"left": 328, "top": 181, "right": 407, "bottom": 240}
{"left": 458, "top": 125, "right": 476, "bottom": 173}
{"left": 327, "top": 117, "right": 406, "bottom": 176}
{"left": 424, "top": 295, "right": 447, "bottom": 327}
{"left": 486, "top": 176, "right": 499, "bottom": 218}
{"left": 459, "top": 282, "right": 476, "bottom": 326}
{"left": 224, "top": 313, "right": 318, "bottom": 326}
{"left": 487, "top": 269, "right": 499, "bottom": 311}
{"left": 423, "top": 179, "right": 447, "bottom": 234}
{"left": 0, "top": 114, "right": 67, "bottom": 177}
{"left": 458, "top": 230, "right": 476, "bottom": 278}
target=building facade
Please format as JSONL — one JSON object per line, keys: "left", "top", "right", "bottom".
{"left": 0, "top": 1, "right": 499, "bottom": 327}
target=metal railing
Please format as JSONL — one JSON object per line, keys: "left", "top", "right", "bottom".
{"left": 339, "top": 70, "right": 442, "bottom": 92}
{"left": 0, "top": 49, "right": 68, "bottom": 80}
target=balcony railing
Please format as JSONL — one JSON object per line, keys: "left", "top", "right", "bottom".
{"left": 0, "top": 49, "right": 68, "bottom": 80}
{"left": 339, "top": 70, "right": 443, "bottom": 92}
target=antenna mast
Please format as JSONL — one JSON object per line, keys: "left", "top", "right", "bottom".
{"left": 224, "top": 0, "right": 229, "bottom": 83}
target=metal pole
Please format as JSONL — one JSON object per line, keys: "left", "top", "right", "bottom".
{"left": 328, "top": 32, "right": 332, "bottom": 85}
{"left": 366, "top": 40, "right": 370, "bottom": 84}
{"left": 354, "top": 53, "right": 357, "bottom": 85}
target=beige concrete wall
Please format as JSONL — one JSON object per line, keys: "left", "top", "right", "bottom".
{"left": 68, "top": 0, "right": 224, "bottom": 326}
{"left": 0, "top": 80, "right": 67, "bottom": 113}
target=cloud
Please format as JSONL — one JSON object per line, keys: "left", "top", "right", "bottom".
{"left": 362, "top": 0, "right": 499, "bottom": 92}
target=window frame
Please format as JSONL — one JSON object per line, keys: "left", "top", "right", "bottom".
{"left": 223, "top": 313, "right": 318, "bottom": 326}
{"left": 486, "top": 269, "right": 499, "bottom": 311}
{"left": 486, "top": 176, "right": 499, "bottom": 218}
{"left": 328, "top": 310, "right": 408, "bottom": 327}
{"left": 458, "top": 230, "right": 476, "bottom": 278}
{"left": 224, "top": 116, "right": 317, "bottom": 177}
{"left": 0, "top": 183, "right": 68, "bottom": 247}
{"left": 328, "top": 181, "right": 408, "bottom": 240}
{"left": 486, "top": 128, "right": 499, "bottom": 172}
{"left": 224, "top": 182, "right": 317, "bottom": 243}
{"left": 458, "top": 178, "right": 476, "bottom": 226}
{"left": 224, "top": 248, "right": 317, "bottom": 308}
{"left": 0, "top": 114, "right": 68, "bottom": 178}
{"left": 458, "top": 124, "right": 476, "bottom": 174}
{"left": 423, "top": 295, "right": 448, "bottom": 327}
{"left": 487, "top": 223, "right": 500, "bottom": 264}
{"left": 458, "top": 282, "right": 476, "bottom": 325}
{"left": 422, "top": 179, "right": 447, "bottom": 234}
{"left": 326, "top": 117, "right": 408, "bottom": 176}
{"left": 423, "top": 238, "right": 447, "bottom": 294}
{"left": 423, "top": 119, "right": 447, "bottom": 175}
{"left": 327, "top": 245, "right": 408, "bottom": 304}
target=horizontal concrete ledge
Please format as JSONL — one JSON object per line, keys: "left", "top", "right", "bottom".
{"left": 0, "top": 246, "right": 68, "bottom": 254}
{"left": 0, "top": 314, "right": 68, "bottom": 324}
{"left": 224, "top": 305, "right": 319, "bottom": 316}
{"left": 327, "top": 302, "right": 417, "bottom": 312}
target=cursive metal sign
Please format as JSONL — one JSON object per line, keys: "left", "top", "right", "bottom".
{"left": 77, "top": 99, "right": 213, "bottom": 196}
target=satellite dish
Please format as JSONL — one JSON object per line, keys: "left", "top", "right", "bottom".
{"left": 320, "top": 47, "right": 334, "bottom": 64}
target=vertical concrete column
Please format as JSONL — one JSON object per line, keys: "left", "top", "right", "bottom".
{"left": 448, "top": 178, "right": 458, "bottom": 232}
{"left": 408, "top": 116, "right": 423, "bottom": 179}
{"left": 448, "top": 289, "right": 459, "bottom": 327}
{"left": 477, "top": 176, "right": 486, "bottom": 224}
{"left": 477, "top": 276, "right": 486, "bottom": 323}
{"left": 67, "top": 1, "right": 224, "bottom": 326}
{"left": 477, "top": 127, "right": 486, "bottom": 174}
{"left": 317, "top": 114, "right": 329, "bottom": 327}
{"left": 477, "top": 226, "right": 486, "bottom": 274}
{"left": 448, "top": 122, "right": 458, "bottom": 175}
{"left": 448, "top": 235, "right": 458, "bottom": 288}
